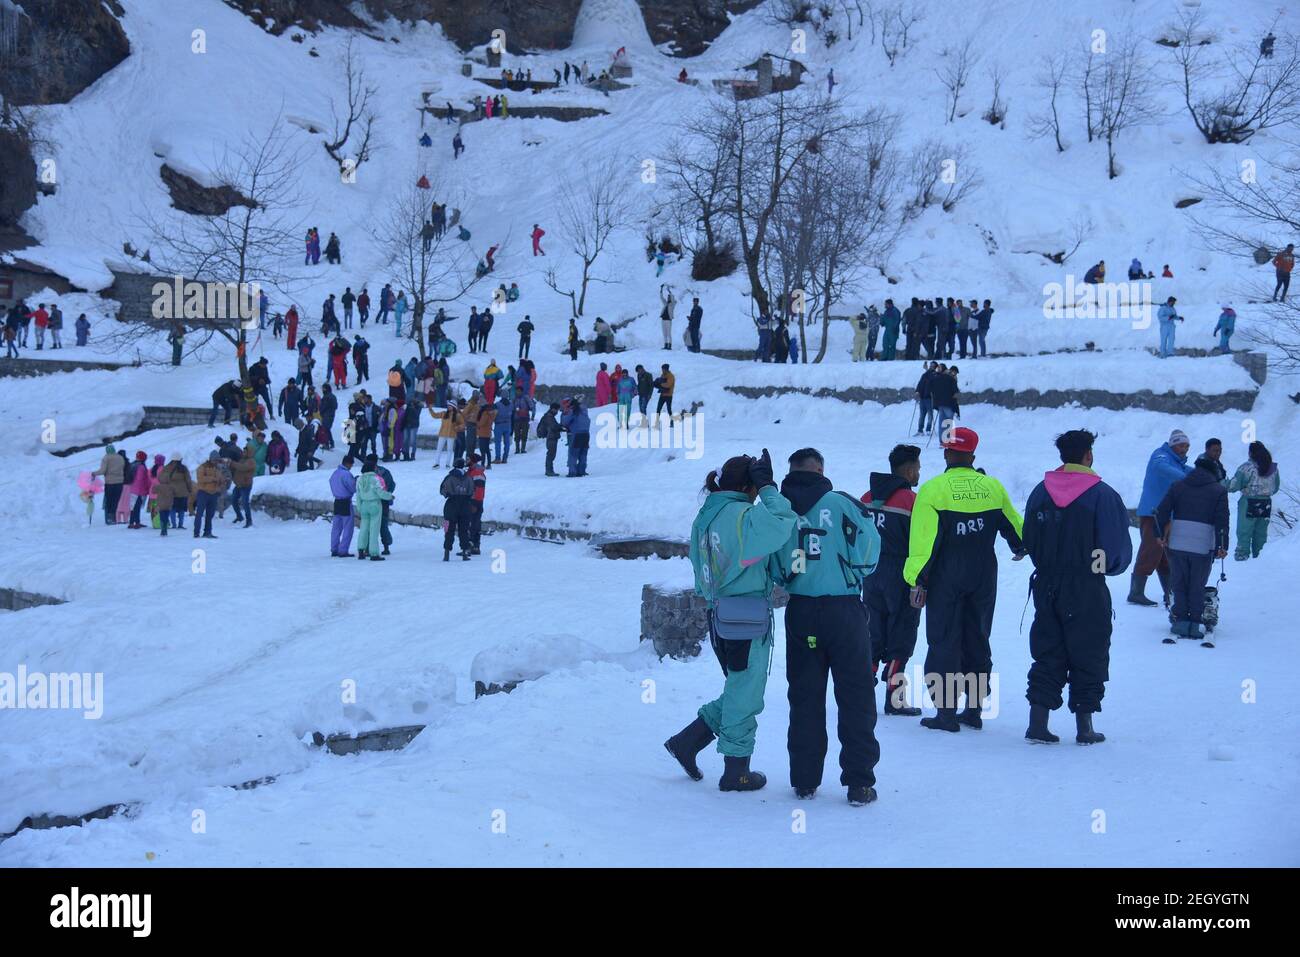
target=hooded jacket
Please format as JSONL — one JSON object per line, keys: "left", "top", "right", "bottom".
{"left": 1156, "top": 463, "right": 1230, "bottom": 554}
{"left": 773, "top": 471, "right": 880, "bottom": 597}
{"left": 1022, "top": 464, "right": 1132, "bottom": 578}
{"left": 1137, "top": 442, "right": 1192, "bottom": 516}
{"left": 904, "top": 466, "right": 1023, "bottom": 588}
{"left": 862, "top": 472, "right": 916, "bottom": 574}
{"left": 689, "top": 486, "right": 797, "bottom": 602}
{"left": 154, "top": 460, "right": 193, "bottom": 511}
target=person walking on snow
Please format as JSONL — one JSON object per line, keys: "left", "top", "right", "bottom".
{"left": 439, "top": 458, "right": 475, "bottom": 560}
{"left": 1155, "top": 456, "right": 1229, "bottom": 640}
{"left": 1157, "top": 296, "right": 1182, "bottom": 358}
{"left": 1213, "top": 305, "right": 1236, "bottom": 353}
{"left": 1022, "top": 430, "right": 1132, "bottom": 746}
{"left": 531, "top": 223, "right": 545, "bottom": 256}
{"left": 862, "top": 445, "right": 925, "bottom": 717}
{"left": 660, "top": 285, "right": 676, "bottom": 349}
{"left": 904, "top": 427, "right": 1026, "bottom": 733}
{"left": 773, "top": 447, "right": 883, "bottom": 805}
{"left": 328, "top": 456, "right": 357, "bottom": 557}
{"left": 1131, "top": 429, "right": 1193, "bottom": 608}
{"left": 355, "top": 458, "right": 394, "bottom": 560}
{"left": 665, "top": 451, "right": 796, "bottom": 793}
{"left": 1226, "top": 441, "right": 1280, "bottom": 561}
{"left": 1272, "top": 243, "right": 1294, "bottom": 301}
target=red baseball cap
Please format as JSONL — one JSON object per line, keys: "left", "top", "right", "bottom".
{"left": 942, "top": 427, "right": 979, "bottom": 453}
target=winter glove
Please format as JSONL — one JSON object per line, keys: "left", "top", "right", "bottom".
{"left": 747, "top": 448, "right": 775, "bottom": 489}
{"left": 909, "top": 585, "right": 927, "bottom": 609}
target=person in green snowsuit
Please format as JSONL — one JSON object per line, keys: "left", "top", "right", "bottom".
{"left": 355, "top": 461, "right": 394, "bottom": 560}
{"left": 1225, "top": 441, "right": 1280, "bottom": 560}
{"left": 665, "top": 450, "right": 796, "bottom": 793}
{"left": 249, "top": 433, "right": 269, "bottom": 477}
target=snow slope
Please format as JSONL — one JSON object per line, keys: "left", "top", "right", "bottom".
{"left": 2, "top": 0, "right": 1298, "bottom": 866}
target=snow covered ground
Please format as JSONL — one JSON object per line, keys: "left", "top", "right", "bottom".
{"left": 2, "top": 0, "right": 1299, "bottom": 866}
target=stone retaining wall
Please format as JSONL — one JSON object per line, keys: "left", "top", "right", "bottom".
{"left": 727, "top": 384, "right": 1258, "bottom": 413}
{"left": 0, "top": 588, "right": 68, "bottom": 611}
{"left": 0, "top": 357, "right": 134, "bottom": 377}
{"left": 640, "top": 584, "right": 788, "bottom": 659}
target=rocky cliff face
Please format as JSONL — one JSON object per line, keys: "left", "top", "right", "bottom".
{"left": 0, "top": 0, "right": 130, "bottom": 106}
{"left": 0, "top": 127, "right": 37, "bottom": 231}
{"left": 222, "top": 0, "right": 756, "bottom": 55}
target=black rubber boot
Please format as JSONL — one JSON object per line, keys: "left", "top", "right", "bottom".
{"left": 663, "top": 716, "right": 716, "bottom": 782}
{"left": 443, "top": 549, "right": 450, "bottom": 562}
{"left": 795, "top": 787, "right": 816, "bottom": 799}
{"left": 718, "top": 755, "right": 766, "bottom": 792}
{"left": 956, "top": 706, "right": 983, "bottom": 729}
{"left": 920, "top": 708, "right": 961, "bottom": 732}
{"left": 1025, "top": 703, "right": 1059, "bottom": 744}
{"left": 1127, "top": 573, "right": 1157, "bottom": 606}
{"left": 1075, "top": 711, "right": 1105, "bottom": 745}
{"left": 848, "top": 785, "right": 877, "bottom": 807}
{"left": 882, "top": 660, "right": 922, "bottom": 716}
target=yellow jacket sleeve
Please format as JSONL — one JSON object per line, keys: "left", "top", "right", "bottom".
{"left": 904, "top": 479, "right": 940, "bottom": 586}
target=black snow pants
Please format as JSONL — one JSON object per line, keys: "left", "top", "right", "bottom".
{"left": 864, "top": 569, "right": 921, "bottom": 668}
{"left": 921, "top": 568, "right": 997, "bottom": 710}
{"left": 784, "top": 594, "right": 880, "bottom": 791}
{"left": 1026, "top": 573, "right": 1112, "bottom": 714}
{"left": 1169, "top": 549, "right": 1213, "bottom": 624}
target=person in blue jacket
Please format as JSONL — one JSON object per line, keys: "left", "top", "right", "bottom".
{"left": 773, "top": 448, "right": 883, "bottom": 806}
{"left": 561, "top": 397, "right": 590, "bottom": 477}
{"left": 1022, "top": 430, "right": 1133, "bottom": 746}
{"left": 666, "top": 451, "right": 796, "bottom": 792}
{"left": 492, "top": 395, "right": 513, "bottom": 463}
{"left": 1131, "top": 430, "right": 1193, "bottom": 607}
{"left": 1213, "top": 305, "right": 1236, "bottom": 354}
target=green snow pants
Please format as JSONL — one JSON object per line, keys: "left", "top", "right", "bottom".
{"left": 358, "top": 502, "right": 383, "bottom": 555}
{"left": 698, "top": 626, "right": 773, "bottom": 758}
{"left": 1235, "top": 497, "right": 1270, "bottom": 560}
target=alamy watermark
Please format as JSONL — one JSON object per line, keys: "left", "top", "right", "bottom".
{"left": 592, "top": 410, "right": 705, "bottom": 460}
{"left": 0, "top": 666, "right": 103, "bottom": 719}
{"left": 1042, "top": 277, "right": 1154, "bottom": 329}
{"left": 151, "top": 276, "right": 261, "bottom": 329}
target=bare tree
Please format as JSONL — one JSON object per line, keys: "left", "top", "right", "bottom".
{"left": 544, "top": 160, "right": 632, "bottom": 319}
{"left": 982, "top": 63, "right": 1009, "bottom": 127}
{"left": 1089, "top": 32, "right": 1161, "bottom": 179}
{"left": 1026, "top": 51, "right": 1069, "bottom": 151}
{"left": 661, "top": 125, "right": 735, "bottom": 277}
{"left": 324, "top": 37, "right": 376, "bottom": 175}
{"left": 125, "top": 123, "right": 304, "bottom": 383}
{"left": 375, "top": 176, "right": 483, "bottom": 360}
{"left": 1168, "top": 9, "right": 1300, "bottom": 145}
{"left": 1186, "top": 141, "right": 1300, "bottom": 370}
{"left": 1079, "top": 44, "right": 1098, "bottom": 142}
{"left": 937, "top": 37, "right": 979, "bottom": 122}
{"left": 904, "top": 140, "right": 982, "bottom": 215}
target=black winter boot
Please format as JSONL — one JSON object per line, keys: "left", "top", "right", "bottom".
{"left": 663, "top": 716, "right": 715, "bottom": 782}
{"left": 920, "top": 708, "right": 960, "bottom": 732}
{"left": 882, "top": 660, "right": 922, "bottom": 716}
{"left": 443, "top": 549, "right": 450, "bottom": 562}
{"left": 847, "top": 785, "right": 877, "bottom": 806}
{"left": 1127, "top": 573, "right": 1157, "bottom": 606}
{"left": 1075, "top": 711, "right": 1105, "bottom": 745}
{"left": 718, "top": 755, "right": 766, "bottom": 792}
{"left": 956, "top": 706, "right": 983, "bottom": 729}
{"left": 1025, "top": 704, "right": 1059, "bottom": 743}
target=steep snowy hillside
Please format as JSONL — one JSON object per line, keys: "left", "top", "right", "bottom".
{"left": 0, "top": 0, "right": 1297, "bottom": 874}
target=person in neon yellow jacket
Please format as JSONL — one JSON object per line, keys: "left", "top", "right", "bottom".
{"left": 905, "top": 427, "right": 1025, "bottom": 733}
{"left": 355, "top": 460, "right": 394, "bottom": 560}
{"left": 665, "top": 450, "right": 795, "bottom": 793}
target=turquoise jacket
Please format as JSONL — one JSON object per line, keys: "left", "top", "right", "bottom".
{"left": 355, "top": 471, "right": 393, "bottom": 509}
{"left": 689, "top": 486, "right": 797, "bottom": 602}
{"left": 772, "top": 473, "right": 880, "bottom": 597}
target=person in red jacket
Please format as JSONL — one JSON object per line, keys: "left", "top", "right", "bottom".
{"left": 531, "top": 223, "right": 545, "bottom": 256}
{"left": 32, "top": 303, "right": 49, "bottom": 350}
{"left": 329, "top": 336, "right": 351, "bottom": 388}
{"left": 467, "top": 452, "right": 486, "bottom": 555}
{"left": 862, "top": 444, "right": 924, "bottom": 716}
{"left": 286, "top": 305, "right": 299, "bottom": 351}
{"left": 1273, "top": 243, "right": 1294, "bottom": 302}
{"left": 357, "top": 288, "right": 371, "bottom": 326}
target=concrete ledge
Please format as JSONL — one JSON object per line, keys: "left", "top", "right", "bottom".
{"left": 0, "top": 587, "right": 67, "bottom": 611}
{"left": 310, "top": 725, "right": 425, "bottom": 756}
{"left": 0, "top": 802, "right": 138, "bottom": 842}
{"left": 0, "top": 357, "right": 135, "bottom": 377}
{"left": 727, "top": 384, "right": 1258, "bottom": 413}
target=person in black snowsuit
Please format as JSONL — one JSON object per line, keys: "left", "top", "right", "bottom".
{"left": 440, "top": 458, "right": 474, "bottom": 560}
{"left": 278, "top": 379, "right": 303, "bottom": 422}
{"left": 208, "top": 380, "right": 241, "bottom": 428}
{"left": 294, "top": 418, "right": 319, "bottom": 472}
{"left": 902, "top": 298, "right": 922, "bottom": 360}
{"left": 914, "top": 363, "right": 935, "bottom": 435}
{"left": 517, "top": 315, "right": 534, "bottom": 359}
{"left": 537, "top": 403, "right": 562, "bottom": 476}
{"left": 353, "top": 334, "right": 370, "bottom": 383}
{"left": 319, "top": 384, "right": 338, "bottom": 450}
{"left": 1022, "top": 430, "right": 1133, "bottom": 746}
{"left": 927, "top": 364, "right": 960, "bottom": 437}
{"left": 1155, "top": 458, "right": 1229, "bottom": 639}
{"left": 905, "top": 427, "right": 1026, "bottom": 732}
{"left": 862, "top": 445, "right": 924, "bottom": 716}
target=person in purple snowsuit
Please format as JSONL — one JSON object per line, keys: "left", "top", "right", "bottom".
{"left": 329, "top": 456, "right": 357, "bottom": 556}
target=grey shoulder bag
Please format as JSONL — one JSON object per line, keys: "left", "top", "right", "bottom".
{"left": 704, "top": 507, "right": 772, "bottom": 642}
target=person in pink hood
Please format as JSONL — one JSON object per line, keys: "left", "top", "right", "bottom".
{"left": 127, "top": 450, "right": 154, "bottom": 528}
{"left": 595, "top": 362, "right": 612, "bottom": 406}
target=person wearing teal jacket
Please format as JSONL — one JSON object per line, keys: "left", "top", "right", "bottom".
{"left": 665, "top": 450, "right": 795, "bottom": 793}
{"left": 355, "top": 461, "right": 394, "bottom": 560}
{"left": 1226, "top": 441, "right": 1280, "bottom": 560}
{"left": 772, "top": 447, "right": 883, "bottom": 806}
